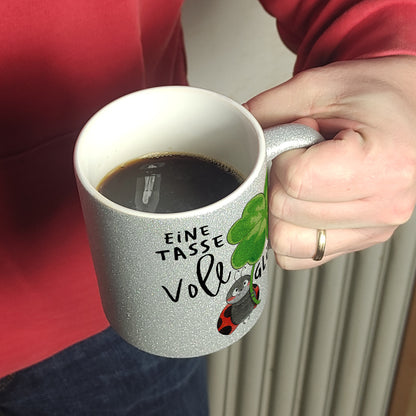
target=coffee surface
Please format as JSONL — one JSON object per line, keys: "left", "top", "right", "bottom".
{"left": 97, "top": 153, "right": 244, "bottom": 213}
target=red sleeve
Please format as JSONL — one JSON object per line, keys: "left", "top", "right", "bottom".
{"left": 259, "top": 0, "right": 416, "bottom": 73}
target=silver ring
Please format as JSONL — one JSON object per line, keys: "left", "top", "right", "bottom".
{"left": 313, "top": 229, "right": 326, "bottom": 261}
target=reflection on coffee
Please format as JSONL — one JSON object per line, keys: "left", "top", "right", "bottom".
{"left": 97, "top": 153, "right": 244, "bottom": 213}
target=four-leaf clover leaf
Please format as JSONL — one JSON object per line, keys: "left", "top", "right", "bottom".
{"left": 227, "top": 193, "right": 268, "bottom": 269}
{"left": 227, "top": 177, "right": 268, "bottom": 305}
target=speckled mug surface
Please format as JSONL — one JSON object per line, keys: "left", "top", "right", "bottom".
{"left": 74, "top": 86, "right": 323, "bottom": 357}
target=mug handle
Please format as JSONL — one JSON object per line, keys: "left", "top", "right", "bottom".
{"left": 264, "top": 123, "right": 324, "bottom": 161}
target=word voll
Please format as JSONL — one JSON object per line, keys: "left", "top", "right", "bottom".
{"left": 161, "top": 252, "right": 267, "bottom": 303}
{"left": 162, "top": 254, "right": 231, "bottom": 302}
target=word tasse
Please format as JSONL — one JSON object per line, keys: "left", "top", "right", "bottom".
{"left": 155, "top": 226, "right": 224, "bottom": 261}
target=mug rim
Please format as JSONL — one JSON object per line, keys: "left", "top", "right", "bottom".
{"left": 74, "top": 86, "right": 266, "bottom": 219}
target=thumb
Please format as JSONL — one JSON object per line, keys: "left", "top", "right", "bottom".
{"left": 242, "top": 60, "right": 375, "bottom": 130}
{"left": 243, "top": 72, "right": 327, "bottom": 128}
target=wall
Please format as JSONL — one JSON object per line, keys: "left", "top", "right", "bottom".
{"left": 181, "top": 0, "right": 295, "bottom": 103}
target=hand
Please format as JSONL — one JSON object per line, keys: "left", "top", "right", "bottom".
{"left": 245, "top": 56, "right": 416, "bottom": 270}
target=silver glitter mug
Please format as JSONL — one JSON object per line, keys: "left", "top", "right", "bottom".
{"left": 74, "top": 86, "right": 323, "bottom": 357}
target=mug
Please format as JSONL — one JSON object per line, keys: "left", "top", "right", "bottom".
{"left": 74, "top": 86, "right": 323, "bottom": 358}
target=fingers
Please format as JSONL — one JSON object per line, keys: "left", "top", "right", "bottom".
{"left": 270, "top": 191, "right": 378, "bottom": 229}
{"left": 269, "top": 218, "right": 395, "bottom": 258}
{"left": 274, "top": 253, "right": 340, "bottom": 270}
{"left": 269, "top": 138, "right": 416, "bottom": 229}
{"left": 270, "top": 128, "right": 369, "bottom": 203}
{"left": 269, "top": 217, "right": 396, "bottom": 270}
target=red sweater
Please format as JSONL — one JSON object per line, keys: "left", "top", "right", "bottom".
{"left": 1, "top": 0, "right": 415, "bottom": 378}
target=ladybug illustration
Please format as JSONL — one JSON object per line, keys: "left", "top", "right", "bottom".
{"left": 217, "top": 275, "right": 260, "bottom": 335}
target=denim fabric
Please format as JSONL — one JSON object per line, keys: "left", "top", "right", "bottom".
{"left": 0, "top": 328, "right": 209, "bottom": 415}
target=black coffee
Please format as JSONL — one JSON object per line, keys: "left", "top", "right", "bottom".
{"left": 97, "top": 153, "right": 244, "bottom": 213}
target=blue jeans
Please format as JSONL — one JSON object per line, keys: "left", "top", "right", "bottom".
{"left": 0, "top": 328, "right": 209, "bottom": 415}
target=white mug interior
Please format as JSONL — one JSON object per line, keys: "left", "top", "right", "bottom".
{"left": 75, "top": 86, "right": 265, "bottom": 214}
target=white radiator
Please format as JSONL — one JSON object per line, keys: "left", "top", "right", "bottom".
{"left": 207, "top": 211, "right": 416, "bottom": 416}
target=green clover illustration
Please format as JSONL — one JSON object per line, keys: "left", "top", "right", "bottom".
{"left": 227, "top": 175, "right": 268, "bottom": 305}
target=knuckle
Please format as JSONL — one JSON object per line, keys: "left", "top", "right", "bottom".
{"left": 269, "top": 186, "right": 288, "bottom": 219}
{"left": 270, "top": 169, "right": 306, "bottom": 216}
{"left": 361, "top": 226, "right": 396, "bottom": 245}
{"left": 378, "top": 194, "right": 415, "bottom": 226}
{"left": 269, "top": 220, "right": 293, "bottom": 256}
{"left": 274, "top": 253, "right": 291, "bottom": 270}
{"left": 273, "top": 154, "right": 312, "bottom": 201}
{"left": 280, "top": 164, "right": 304, "bottom": 199}
{"left": 377, "top": 228, "right": 396, "bottom": 244}
{"left": 390, "top": 200, "right": 415, "bottom": 225}
{"left": 387, "top": 155, "right": 416, "bottom": 224}
{"left": 374, "top": 161, "right": 416, "bottom": 227}
{"left": 291, "top": 68, "right": 333, "bottom": 115}
{"left": 397, "top": 154, "right": 416, "bottom": 187}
